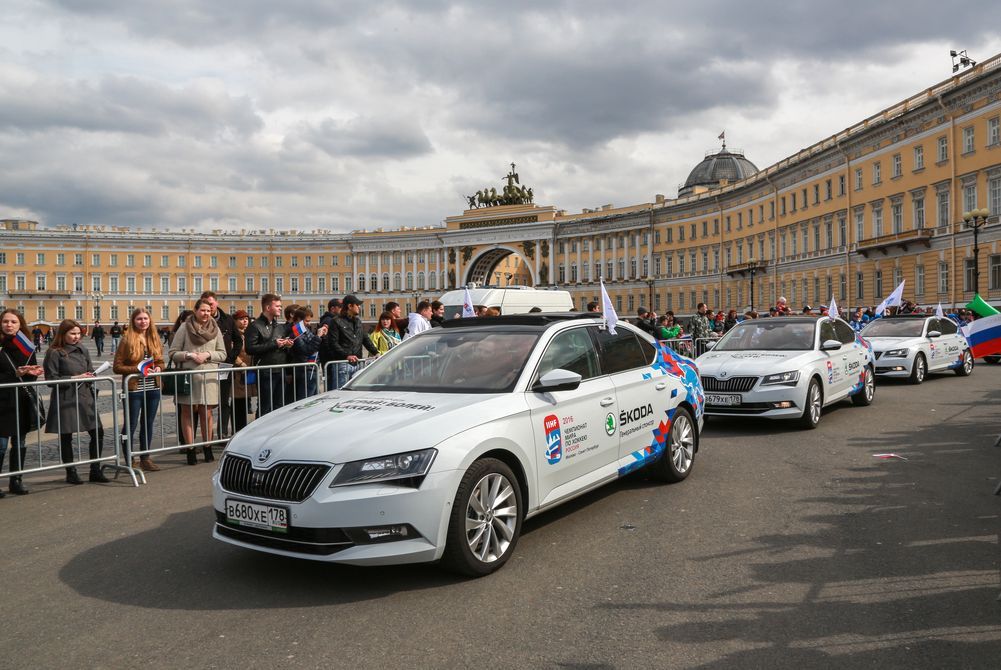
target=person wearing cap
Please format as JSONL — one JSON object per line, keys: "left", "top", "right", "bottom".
{"left": 325, "top": 295, "right": 377, "bottom": 389}
{"left": 318, "top": 298, "right": 342, "bottom": 391}
{"left": 802, "top": 305, "right": 812, "bottom": 315}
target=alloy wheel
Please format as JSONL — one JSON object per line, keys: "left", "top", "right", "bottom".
{"left": 670, "top": 412, "right": 695, "bottom": 474}
{"left": 465, "top": 473, "right": 518, "bottom": 563}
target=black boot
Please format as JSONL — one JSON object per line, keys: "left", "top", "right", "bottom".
{"left": 9, "top": 447, "right": 30, "bottom": 494}
{"left": 0, "top": 449, "right": 5, "bottom": 497}
{"left": 66, "top": 467, "right": 83, "bottom": 485}
{"left": 203, "top": 446, "right": 214, "bottom": 463}
{"left": 186, "top": 448, "right": 198, "bottom": 465}
{"left": 89, "top": 464, "right": 110, "bottom": 483}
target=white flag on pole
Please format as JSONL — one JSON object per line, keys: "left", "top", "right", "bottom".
{"left": 935, "top": 302, "right": 944, "bottom": 318}
{"left": 875, "top": 280, "right": 906, "bottom": 316}
{"left": 600, "top": 278, "right": 618, "bottom": 335}
{"left": 827, "top": 295, "right": 839, "bottom": 320}
{"left": 462, "top": 287, "right": 475, "bottom": 318}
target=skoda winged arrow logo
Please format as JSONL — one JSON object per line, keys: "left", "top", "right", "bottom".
{"left": 257, "top": 448, "right": 271, "bottom": 463}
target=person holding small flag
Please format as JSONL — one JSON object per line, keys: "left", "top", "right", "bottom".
{"left": 113, "top": 308, "right": 164, "bottom": 472}
{"left": 0, "top": 309, "right": 44, "bottom": 496}
{"left": 290, "top": 306, "right": 327, "bottom": 400}
{"left": 43, "top": 319, "right": 108, "bottom": 485}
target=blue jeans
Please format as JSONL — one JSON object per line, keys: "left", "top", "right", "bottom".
{"left": 333, "top": 361, "right": 359, "bottom": 390}
{"left": 258, "top": 369, "right": 289, "bottom": 416}
{"left": 0, "top": 433, "right": 27, "bottom": 474}
{"left": 293, "top": 367, "right": 318, "bottom": 401}
{"left": 122, "top": 389, "right": 161, "bottom": 460}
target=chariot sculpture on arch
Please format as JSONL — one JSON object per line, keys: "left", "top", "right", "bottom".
{"left": 466, "top": 163, "right": 535, "bottom": 208}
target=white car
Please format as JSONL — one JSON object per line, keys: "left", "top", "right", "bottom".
{"left": 696, "top": 316, "right": 875, "bottom": 429}
{"left": 860, "top": 315, "right": 974, "bottom": 383}
{"left": 212, "top": 314, "right": 705, "bottom": 576}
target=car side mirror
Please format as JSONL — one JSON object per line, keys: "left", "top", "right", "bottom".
{"left": 532, "top": 368, "right": 582, "bottom": 393}
{"left": 821, "top": 339, "right": 842, "bottom": 351}
{"left": 927, "top": 330, "right": 941, "bottom": 338}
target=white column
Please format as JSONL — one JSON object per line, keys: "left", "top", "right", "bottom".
{"left": 611, "top": 235, "right": 617, "bottom": 281}
{"left": 412, "top": 251, "right": 418, "bottom": 294}
{"left": 364, "top": 253, "right": 371, "bottom": 294}
{"left": 352, "top": 253, "right": 358, "bottom": 292}
{"left": 576, "top": 235, "right": 582, "bottom": 284}
{"left": 635, "top": 231, "right": 641, "bottom": 279}
{"left": 436, "top": 247, "right": 441, "bottom": 289}
{"left": 456, "top": 247, "right": 463, "bottom": 288}
{"left": 377, "top": 252, "right": 383, "bottom": 293}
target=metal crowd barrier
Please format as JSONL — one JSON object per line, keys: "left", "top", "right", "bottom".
{"left": 322, "top": 357, "right": 375, "bottom": 391}
{"left": 122, "top": 361, "right": 323, "bottom": 484}
{"left": 657, "top": 337, "right": 717, "bottom": 358}
{"left": 0, "top": 376, "right": 137, "bottom": 487}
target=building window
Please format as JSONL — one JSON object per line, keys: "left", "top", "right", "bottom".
{"left": 856, "top": 271, "right": 864, "bottom": 301}
{"left": 989, "top": 117, "right": 1000, "bottom": 147}
{"left": 963, "top": 126, "right": 975, "bottom": 154}
{"left": 855, "top": 168, "right": 863, "bottom": 191}
{"left": 892, "top": 154, "right": 902, "bottom": 178}
{"left": 872, "top": 162, "right": 881, "bottom": 185}
{"left": 913, "top": 197, "right": 925, "bottom": 229}
{"left": 964, "top": 258, "right": 977, "bottom": 292}
{"left": 872, "top": 208, "right": 883, "bottom": 237}
{"left": 177, "top": 256, "right": 186, "bottom": 268}
{"left": 838, "top": 175, "right": 846, "bottom": 196}
{"left": 913, "top": 145, "right": 924, "bottom": 170}
{"left": 874, "top": 269, "right": 883, "bottom": 297}
{"left": 290, "top": 256, "right": 298, "bottom": 268}
{"left": 839, "top": 273, "right": 847, "bottom": 301}
{"left": 35, "top": 274, "right": 46, "bottom": 291}
{"left": 937, "top": 136, "right": 949, "bottom": 162}
{"left": 937, "top": 190, "right": 950, "bottom": 227}
{"left": 144, "top": 276, "right": 152, "bottom": 293}
{"left": 161, "top": 276, "right": 170, "bottom": 293}
{"left": 938, "top": 262, "right": 949, "bottom": 294}
{"left": 991, "top": 175, "right": 1001, "bottom": 216}
{"left": 143, "top": 254, "right": 152, "bottom": 267}
{"left": 245, "top": 276, "right": 254, "bottom": 292}
{"left": 275, "top": 256, "right": 282, "bottom": 268}
{"left": 916, "top": 264, "right": 925, "bottom": 296}
{"left": 838, "top": 216, "right": 847, "bottom": 246}
{"left": 127, "top": 254, "right": 135, "bottom": 267}
{"left": 892, "top": 203, "right": 903, "bottom": 233}
{"left": 964, "top": 182, "right": 977, "bottom": 213}
{"left": 990, "top": 255, "right": 1001, "bottom": 290}
{"left": 825, "top": 222, "right": 833, "bottom": 249}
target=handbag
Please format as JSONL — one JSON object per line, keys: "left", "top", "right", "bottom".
{"left": 162, "top": 359, "right": 192, "bottom": 396}
{"left": 19, "top": 385, "right": 46, "bottom": 432}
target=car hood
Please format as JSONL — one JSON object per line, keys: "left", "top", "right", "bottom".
{"left": 697, "top": 350, "right": 815, "bottom": 377}
{"left": 225, "top": 390, "right": 518, "bottom": 465}
{"left": 864, "top": 336, "right": 922, "bottom": 351}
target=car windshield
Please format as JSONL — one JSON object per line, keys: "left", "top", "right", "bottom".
{"left": 713, "top": 320, "right": 816, "bottom": 351}
{"left": 860, "top": 319, "right": 925, "bottom": 337}
{"left": 347, "top": 328, "right": 540, "bottom": 393}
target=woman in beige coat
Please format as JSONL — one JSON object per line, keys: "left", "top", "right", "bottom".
{"left": 168, "top": 298, "right": 226, "bottom": 464}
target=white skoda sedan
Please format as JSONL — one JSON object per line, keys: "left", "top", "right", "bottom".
{"left": 212, "top": 314, "right": 705, "bottom": 576}
{"left": 696, "top": 316, "right": 875, "bottom": 429}
{"left": 860, "top": 315, "right": 973, "bottom": 383}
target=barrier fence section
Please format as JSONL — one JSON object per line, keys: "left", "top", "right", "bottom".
{"left": 122, "top": 361, "right": 323, "bottom": 484}
{"left": 658, "top": 337, "right": 717, "bottom": 359}
{"left": 322, "top": 358, "right": 375, "bottom": 391}
{"left": 0, "top": 375, "right": 137, "bottom": 486}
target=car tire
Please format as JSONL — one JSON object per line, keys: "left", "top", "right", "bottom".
{"left": 984, "top": 355, "right": 1000, "bottom": 365}
{"left": 799, "top": 378, "right": 822, "bottom": 429}
{"left": 650, "top": 406, "right": 697, "bottom": 483}
{"left": 956, "top": 349, "right": 974, "bottom": 376}
{"left": 441, "top": 458, "right": 523, "bottom": 577}
{"left": 852, "top": 366, "right": 875, "bottom": 406}
{"left": 908, "top": 353, "right": 926, "bottom": 385}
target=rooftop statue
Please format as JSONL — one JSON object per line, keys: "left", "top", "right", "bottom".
{"left": 466, "top": 163, "right": 535, "bottom": 208}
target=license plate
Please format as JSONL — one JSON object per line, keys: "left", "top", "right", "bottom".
{"left": 225, "top": 499, "right": 289, "bottom": 533}
{"left": 706, "top": 393, "right": 742, "bottom": 406}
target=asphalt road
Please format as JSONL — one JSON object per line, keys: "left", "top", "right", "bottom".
{"left": 3, "top": 363, "right": 1001, "bottom": 669}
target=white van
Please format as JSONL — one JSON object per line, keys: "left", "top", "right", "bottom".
{"left": 438, "top": 286, "right": 574, "bottom": 319}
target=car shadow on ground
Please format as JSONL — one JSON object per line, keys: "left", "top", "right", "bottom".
{"left": 591, "top": 388, "right": 1001, "bottom": 668}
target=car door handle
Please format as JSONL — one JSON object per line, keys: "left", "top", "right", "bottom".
{"left": 599, "top": 397, "right": 615, "bottom": 407}
{"left": 655, "top": 382, "right": 667, "bottom": 390}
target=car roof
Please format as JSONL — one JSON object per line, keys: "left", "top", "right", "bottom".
{"left": 738, "top": 316, "right": 824, "bottom": 324}
{"left": 869, "top": 315, "right": 931, "bottom": 320}
{"left": 439, "top": 312, "right": 602, "bottom": 329}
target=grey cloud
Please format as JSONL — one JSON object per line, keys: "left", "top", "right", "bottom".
{"left": 0, "top": 73, "right": 262, "bottom": 138}
{"left": 296, "top": 116, "right": 434, "bottom": 159}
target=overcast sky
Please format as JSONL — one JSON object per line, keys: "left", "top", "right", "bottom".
{"left": 2, "top": 1, "right": 999, "bottom": 234}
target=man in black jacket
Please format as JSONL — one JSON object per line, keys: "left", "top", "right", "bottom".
{"left": 201, "top": 291, "right": 239, "bottom": 433}
{"left": 318, "top": 298, "right": 342, "bottom": 391}
{"left": 326, "top": 294, "right": 377, "bottom": 389}
{"left": 245, "top": 293, "right": 294, "bottom": 415}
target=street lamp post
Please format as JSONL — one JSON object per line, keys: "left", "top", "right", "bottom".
{"left": 90, "top": 291, "right": 104, "bottom": 322}
{"left": 748, "top": 257, "right": 757, "bottom": 312}
{"left": 645, "top": 276, "right": 655, "bottom": 313}
{"left": 962, "top": 208, "right": 990, "bottom": 295}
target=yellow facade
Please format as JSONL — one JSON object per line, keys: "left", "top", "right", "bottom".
{"left": 3, "top": 56, "right": 1001, "bottom": 324}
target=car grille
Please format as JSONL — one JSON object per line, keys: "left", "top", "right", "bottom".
{"left": 219, "top": 454, "right": 330, "bottom": 503}
{"left": 700, "top": 376, "right": 758, "bottom": 392}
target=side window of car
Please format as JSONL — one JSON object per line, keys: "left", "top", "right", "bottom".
{"left": 833, "top": 319, "right": 855, "bottom": 344}
{"left": 594, "top": 328, "right": 648, "bottom": 374}
{"left": 536, "top": 328, "right": 599, "bottom": 381}
{"left": 937, "top": 318, "right": 958, "bottom": 335}
{"left": 819, "top": 321, "right": 837, "bottom": 344}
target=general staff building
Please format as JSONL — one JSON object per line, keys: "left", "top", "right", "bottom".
{"left": 4, "top": 55, "right": 1001, "bottom": 325}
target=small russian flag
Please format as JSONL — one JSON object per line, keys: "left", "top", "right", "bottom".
{"left": 307, "top": 352, "right": 318, "bottom": 363}
{"left": 962, "top": 312, "right": 1001, "bottom": 358}
{"left": 291, "top": 321, "right": 308, "bottom": 338}
{"left": 138, "top": 357, "right": 155, "bottom": 376}
{"left": 12, "top": 330, "right": 35, "bottom": 357}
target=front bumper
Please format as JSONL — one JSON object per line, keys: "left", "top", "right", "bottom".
{"left": 874, "top": 353, "right": 914, "bottom": 377}
{"left": 212, "top": 466, "right": 463, "bottom": 565}
{"left": 702, "top": 380, "right": 806, "bottom": 420}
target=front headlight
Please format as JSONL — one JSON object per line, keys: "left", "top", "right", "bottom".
{"left": 330, "top": 448, "right": 437, "bottom": 487}
{"left": 760, "top": 370, "right": 800, "bottom": 386}
{"left": 883, "top": 348, "right": 908, "bottom": 357}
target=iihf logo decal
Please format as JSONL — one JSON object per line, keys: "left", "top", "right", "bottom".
{"left": 543, "top": 414, "right": 562, "bottom": 464}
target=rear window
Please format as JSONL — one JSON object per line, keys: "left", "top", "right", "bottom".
{"left": 594, "top": 328, "right": 648, "bottom": 374}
